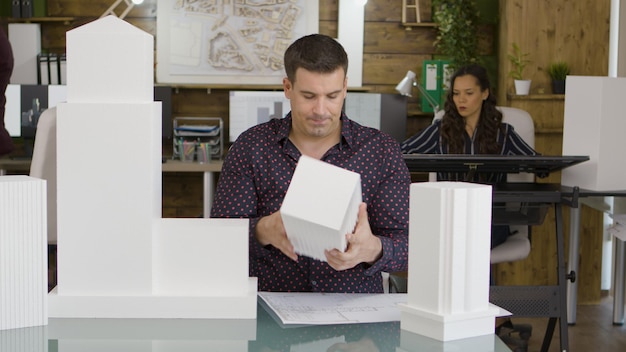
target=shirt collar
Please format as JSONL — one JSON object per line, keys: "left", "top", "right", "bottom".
{"left": 276, "top": 112, "right": 354, "bottom": 151}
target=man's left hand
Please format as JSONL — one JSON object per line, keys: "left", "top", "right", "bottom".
{"left": 325, "top": 202, "right": 382, "bottom": 271}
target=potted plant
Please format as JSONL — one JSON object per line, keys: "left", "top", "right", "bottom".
{"left": 508, "top": 43, "right": 532, "bottom": 95}
{"left": 432, "top": 0, "right": 480, "bottom": 70}
{"left": 547, "top": 61, "right": 570, "bottom": 94}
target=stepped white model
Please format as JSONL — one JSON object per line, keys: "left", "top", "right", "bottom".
{"left": 48, "top": 16, "right": 257, "bottom": 320}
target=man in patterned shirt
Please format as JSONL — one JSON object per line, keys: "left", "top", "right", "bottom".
{"left": 211, "top": 34, "right": 410, "bottom": 293}
{"left": 0, "top": 27, "right": 15, "bottom": 157}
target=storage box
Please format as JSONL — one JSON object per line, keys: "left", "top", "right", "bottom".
{"left": 173, "top": 117, "right": 223, "bottom": 162}
{"left": 280, "top": 156, "right": 362, "bottom": 261}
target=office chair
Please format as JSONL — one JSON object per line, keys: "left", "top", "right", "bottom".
{"left": 430, "top": 106, "right": 535, "bottom": 264}
{"left": 29, "top": 107, "right": 57, "bottom": 291}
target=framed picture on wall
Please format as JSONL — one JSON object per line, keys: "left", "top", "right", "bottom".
{"left": 156, "top": 1, "right": 319, "bottom": 85}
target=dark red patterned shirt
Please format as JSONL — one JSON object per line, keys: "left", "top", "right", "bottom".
{"left": 211, "top": 113, "right": 410, "bottom": 293}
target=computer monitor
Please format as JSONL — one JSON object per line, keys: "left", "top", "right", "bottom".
{"left": 344, "top": 93, "right": 408, "bottom": 143}
{"left": 20, "top": 85, "right": 49, "bottom": 139}
{"left": 228, "top": 91, "right": 290, "bottom": 142}
{"left": 4, "top": 84, "right": 67, "bottom": 158}
{"left": 227, "top": 91, "right": 408, "bottom": 144}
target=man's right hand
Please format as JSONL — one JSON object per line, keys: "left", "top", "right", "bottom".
{"left": 255, "top": 211, "right": 298, "bottom": 262}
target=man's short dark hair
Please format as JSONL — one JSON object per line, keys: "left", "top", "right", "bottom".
{"left": 283, "top": 34, "right": 348, "bottom": 83}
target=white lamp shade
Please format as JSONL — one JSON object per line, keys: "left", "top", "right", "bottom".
{"left": 396, "top": 70, "right": 416, "bottom": 96}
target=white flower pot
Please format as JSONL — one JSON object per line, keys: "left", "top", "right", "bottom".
{"left": 514, "top": 79, "right": 532, "bottom": 95}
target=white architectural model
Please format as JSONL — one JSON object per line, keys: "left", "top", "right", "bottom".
{"left": 0, "top": 176, "right": 47, "bottom": 331}
{"left": 281, "top": 155, "right": 361, "bottom": 261}
{"left": 48, "top": 16, "right": 256, "bottom": 319}
{"left": 400, "top": 182, "right": 501, "bottom": 341}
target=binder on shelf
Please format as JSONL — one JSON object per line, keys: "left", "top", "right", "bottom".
{"left": 12, "top": 0, "right": 21, "bottom": 18}
{"left": 33, "top": 0, "right": 46, "bottom": 17}
{"left": 421, "top": 60, "right": 451, "bottom": 113}
{"left": 37, "top": 53, "right": 67, "bottom": 85}
{"left": 20, "top": 0, "right": 33, "bottom": 18}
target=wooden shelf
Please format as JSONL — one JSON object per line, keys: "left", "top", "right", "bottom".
{"left": 169, "top": 84, "right": 372, "bottom": 92}
{"left": 5, "top": 17, "right": 76, "bottom": 24}
{"left": 508, "top": 93, "right": 565, "bottom": 101}
{"left": 402, "top": 22, "right": 438, "bottom": 29}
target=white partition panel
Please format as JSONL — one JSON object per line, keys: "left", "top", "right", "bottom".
{"left": 562, "top": 76, "right": 626, "bottom": 191}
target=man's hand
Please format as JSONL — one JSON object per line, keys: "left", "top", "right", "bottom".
{"left": 325, "top": 203, "right": 382, "bottom": 271}
{"left": 255, "top": 211, "right": 298, "bottom": 261}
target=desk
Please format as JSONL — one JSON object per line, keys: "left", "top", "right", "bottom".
{"left": 162, "top": 159, "right": 223, "bottom": 218}
{"left": 0, "top": 158, "right": 224, "bottom": 218}
{"left": 403, "top": 154, "right": 589, "bottom": 352}
{"left": 0, "top": 157, "right": 30, "bottom": 175}
{"left": 565, "top": 188, "right": 626, "bottom": 325}
{"left": 0, "top": 301, "right": 512, "bottom": 352}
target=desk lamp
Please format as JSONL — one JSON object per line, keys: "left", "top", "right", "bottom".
{"left": 395, "top": 70, "right": 440, "bottom": 114}
{"left": 100, "top": 0, "right": 144, "bottom": 20}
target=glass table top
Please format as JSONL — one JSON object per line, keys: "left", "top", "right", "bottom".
{"left": 0, "top": 302, "right": 511, "bottom": 352}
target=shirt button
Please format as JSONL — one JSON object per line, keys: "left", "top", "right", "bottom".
{"left": 311, "top": 280, "right": 317, "bottom": 286}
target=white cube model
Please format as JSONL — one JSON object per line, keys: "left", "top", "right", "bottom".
{"left": 399, "top": 182, "right": 500, "bottom": 342}
{"left": 49, "top": 16, "right": 256, "bottom": 320}
{"left": 0, "top": 176, "right": 47, "bottom": 330}
{"left": 281, "top": 155, "right": 362, "bottom": 261}
{"left": 562, "top": 76, "right": 626, "bottom": 191}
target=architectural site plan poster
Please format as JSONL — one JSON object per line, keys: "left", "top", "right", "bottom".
{"left": 156, "top": 0, "right": 319, "bottom": 85}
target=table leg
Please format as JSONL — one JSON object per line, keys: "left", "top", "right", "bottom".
{"left": 555, "top": 203, "right": 570, "bottom": 352}
{"left": 614, "top": 237, "right": 626, "bottom": 325}
{"left": 203, "top": 171, "right": 214, "bottom": 218}
{"left": 566, "top": 205, "right": 581, "bottom": 325}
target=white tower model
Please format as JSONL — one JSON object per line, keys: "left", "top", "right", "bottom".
{"left": 0, "top": 176, "right": 47, "bottom": 331}
{"left": 399, "top": 182, "right": 501, "bottom": 342}
{"left": 48, "top": 16, "right": 257, "bottom": 319}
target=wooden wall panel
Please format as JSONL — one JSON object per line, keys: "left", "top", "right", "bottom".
{"left": 362, "top": 53, "right": 432, "bottom": 86}
{"left": 47, "top": 0, "right": 157, "bottom": 18}
{"left": 364, "top": 0, "right": 403, "bottom": 22}
{"left": 498, "top": 0, "right": 611, "bottom": 304}
{"left": 498, "top": 0, "right": 610, "bottom": 101}
{"left": 364, "top": 22, "right": 437, "bottom": 54}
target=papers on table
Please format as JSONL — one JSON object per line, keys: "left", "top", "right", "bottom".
{"left": 258, "top": 291, "right": 407, "bottom": 326}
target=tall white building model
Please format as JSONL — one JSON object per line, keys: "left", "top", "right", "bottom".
{"left": 48, "top": 16, "right": 256, "bottom": 319}
{"left": 400, "top": 182, "right": 501, "bottom": 341}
